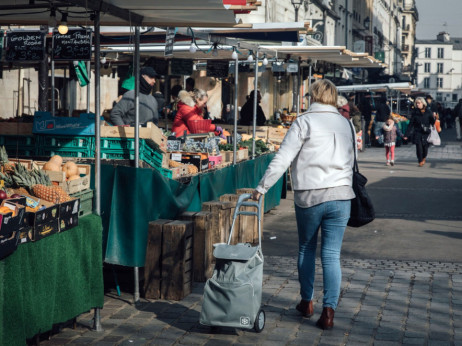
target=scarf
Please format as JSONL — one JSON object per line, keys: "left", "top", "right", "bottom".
{"left": 140, "top": 76, "right": 153, "bottom": 95}
{"left": 383, "top": 122, "right": 394, "bottom": 132}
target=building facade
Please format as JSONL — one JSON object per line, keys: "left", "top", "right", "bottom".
{"left": 399, "top": 0, "right": 418, "bottom": 81}
{"left": 415, "top": 32, "right": 462, "bottom": 108}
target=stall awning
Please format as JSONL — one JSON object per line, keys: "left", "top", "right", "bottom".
{"left": 260, "top": 45, "right": 387, "bottom": 68}
{"left": 0, "top": 0, "right": 243, "bottom": 27}
{"left": 336, "top": 83, "right": 415, "bottom": 94}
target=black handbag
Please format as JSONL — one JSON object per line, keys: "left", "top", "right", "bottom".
{"left": 347, "top": 122, "right": 375, "bottom": 227}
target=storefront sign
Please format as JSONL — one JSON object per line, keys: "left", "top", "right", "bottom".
{"left": 5, "top": 30, "right": 46, "bottom": 61}
{"left": 52, "top": 28, "right": 92, "bottom": 61}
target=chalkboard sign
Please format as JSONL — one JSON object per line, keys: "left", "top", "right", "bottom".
{"left": 229, "top": 62, "right": 250, "bottom": 74}
{"left": 145, "top": 57, "right": 169, "bottom": 76}
{"left": 206, "top": 60, "right": 229, "bottom": 78}
{"left": 52, "top": 29, "right": 92, "bottom": 61}
{"left": 171, "top": 58, "right": 193, "bottom": 76}
{"left": 5, "top": 30, "right": 46, "bottom": 62}
{"left": 164, "top": 27, "right": 176, "bottom": 57}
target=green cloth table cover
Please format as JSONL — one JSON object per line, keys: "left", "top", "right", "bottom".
{"left": 101, "top": 153, "right": 285, "bottom": 267}
{"left": 0, "top": 214, "right": 104, "bottom": 346}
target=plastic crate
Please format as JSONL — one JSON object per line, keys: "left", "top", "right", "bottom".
{"left": 0, "top": 135, "right": 36, "bottom": 147}
{"left": 4, "top": 146, "right": 37, "bottom": 157}
{"left": 70, "top": 189, "right": 93, "bottom": 217}
{"left": 38, "top": 135, "right": 94, "bottom": 150}
{"left": 159, "top": 167, "right": 172, "bottom": 179}
{"left": 39, "top": 148, "right": 94, "bottom": 158}
{"left": 100, "top": 137, "right": 161, "bottom": 152}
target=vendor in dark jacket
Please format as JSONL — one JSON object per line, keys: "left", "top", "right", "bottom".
{"left": 405, "top": 96, "right": 435, "bottom": 167}
{"left": 373, "top": 96, "right": 391, "bottom": 145}
{"left": 240, "top": 90, "right": 266, "bottom": 126}
{"left": 110, "top": 67, "right": 159, "bottom": 126}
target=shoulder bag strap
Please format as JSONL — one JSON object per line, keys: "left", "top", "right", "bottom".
{"left": 346, "top": 118, "right": 359, "bottom": 173}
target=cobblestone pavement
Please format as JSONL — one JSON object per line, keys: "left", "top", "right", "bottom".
{"left": 41, "top": 256, "right": 462, "bottom": 346}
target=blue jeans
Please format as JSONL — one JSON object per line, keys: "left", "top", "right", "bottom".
{"left": 295, "top": 200, "right": 350, "bottom": 310}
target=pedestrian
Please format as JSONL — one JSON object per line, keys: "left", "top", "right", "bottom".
{"left": 454, "top": 99, "right": 462, "bottom": 141}
{"left": 239, "top": 90, "right": 267, "bottom": 126}
{"left": 378, "top": 115, "right": 407, "bottom": 166}
{"left": 185, "top": 77, "right": 195, "bottom": 92}
{"left": 359, "top": 96, "right": 372, "bottom": 147}
{"left": 110, "top": 66, "right": 159, "bottom": 126}
{"left": 373, "top": 95, "right": 391, "bottom": 145}
{"left": 426, "top": 94, "right": 438, "bottom": 119}
{"left": 405, "top": 97, "right": 435, "bottom": 167}
{"left": 337, "top": 95, "right": 350, "bottom": 120}
{"left": 251, "top": 79, "right": 355, "bottom": 330}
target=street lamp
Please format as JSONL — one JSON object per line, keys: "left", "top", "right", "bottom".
{"left": 291, "top": 0, "right": 303, "bottom": 22}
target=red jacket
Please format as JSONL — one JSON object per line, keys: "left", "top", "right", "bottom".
{"left": 172, "top": 91, "right": 215, "bottom": 137}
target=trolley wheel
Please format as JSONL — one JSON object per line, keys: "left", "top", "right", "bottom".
{"left": 254, "top": 309, "right": 265, "bottom": 333}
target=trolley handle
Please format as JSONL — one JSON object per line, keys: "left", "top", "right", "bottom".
{"left": 227, "top": 193, "right": 264, "bottom": 246}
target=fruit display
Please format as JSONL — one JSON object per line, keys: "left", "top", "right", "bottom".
{"left": 0, "top": 146, "right": 15, "bottom": 174}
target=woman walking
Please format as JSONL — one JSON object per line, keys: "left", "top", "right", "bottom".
{"left": 405, "top": 97, "right": 435, "bottom": 167}
{"left": 252, "top": 80, "right": 355, "bottom": 330}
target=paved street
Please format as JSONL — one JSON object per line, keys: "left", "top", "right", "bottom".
{"left": 41, "top": 128, "right": 462, "bottom": 346}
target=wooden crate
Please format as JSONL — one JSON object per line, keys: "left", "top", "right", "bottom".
{"left": 161, "top": 220, "right": 193, "bottom": 300}
{"left": 35, "top": 162, "right": 91, "bottom": 194}
{"left": 221, "top": 148, "right": 249, "bottom": 163}
{"left": 201, "top": 201, "right": 234, "bottom": 246}
{"left": 218, "top": 194, "right": 241, "bottom": 244}
{"left": 253, "top": 126, "right": 269, "bottom": 142}
{"left": 236, "top": 188, "right": 265, "bottom": 244}
{"left": 0, "top": 123, "right": 33, "bottom": 136}
{"left": 143, "top": 219, "right": 170, "bottom": 299}
{"left": 268, "top": 127, "right": 288, "bottom": 143}
{"left": 143, "top": 219, "right": 194, "bottom": 300}
{"left": 100, "top": 121, "right": 167, "bottom": 152}
{"left": 0, "top": 158, "right": 33, "bottom": 173}
{"left": 179, "top": 211, "right": 212, "bottom": 282}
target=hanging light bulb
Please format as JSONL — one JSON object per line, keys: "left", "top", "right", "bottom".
{"left": 247, "top": 50, "right": 254, "bottom": 62}
{"left": 48, "top": 8, "right": 57, "bottom": 28}
{"left": 231, "top": 47, "right": 238, "bottom": 60}
{"left": 100, "top": 55, "right": 106, "bottom": 64}
{"left": 58, "top": 12, "right": 68, "bottom": 35}
{"left": 262, "top": 56, "right": 268, "bottom": 65}
{"left": 189, "top": 41, "right": 197, "bottom": 53}
{"left": 212, "top": 43, "right": 219, "bottom": 57}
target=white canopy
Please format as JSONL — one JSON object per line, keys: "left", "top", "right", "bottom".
{"left": 336, "top": 82, "right": 415, "bottom": 94}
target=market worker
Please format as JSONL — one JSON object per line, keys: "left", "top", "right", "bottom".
{"left": 110, "top": 66, "right": 159, "bottom": 126}
{"left": 172, "top": 89, "right": 223, "bottom": 137}
{"left": 239, "top": 90, "right": 267, "bottom": 126}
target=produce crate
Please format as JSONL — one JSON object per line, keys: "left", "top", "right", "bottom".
{"left": 70, "top": 189, "right": 93, "bottom": 217}
{"left": 38, "top": 148, "right": 94, "bottom": 158}
{"left": 221, "top": 148, "right": 249, "bottom": 163}
{"left": 268, "top": 127, "right": 288, "bottom": 143}
{"left": 35, "top": 162, "right": 91, "bottom": 194}
{"left": 58, "top": 198, "right": 80, "bottom": 232}
{"left": 37, "top": 135, "right": 94, "bottom": 150}
{"left": 4, "top": 146, "right": 37, "bottom": 157}
{"left": 100, "top": 139, "right": 165, "bottom": 169}
{"left": 0, "top": 230, "right": 20, "bottom": 260}
{"left": 0, "top": 134, "right": 36, "bottom": 147}
{"left": 0, "top": 201, "right": 26, "bottom": 237}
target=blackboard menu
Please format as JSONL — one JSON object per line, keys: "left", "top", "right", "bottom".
{"left": 171, "top": 58, "right": 193, "bottom": 76}
{"left": 206, "top": 60, "right": 229, "bottom": 78}
{"left": 164, "top": 27, "right": 175, "bottom": 57}
{"left": 52, "top": 29, "right": 92, "bottom": 61}
{"left": 145, "top": 57, "right": 169, "bottom": 76}
{"left": 5, "top": 30, "right": 46, "bottom": 61}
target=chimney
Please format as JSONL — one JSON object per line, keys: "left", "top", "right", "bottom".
{"left": 437, "top": 32, "right": 450, "bottom": 42}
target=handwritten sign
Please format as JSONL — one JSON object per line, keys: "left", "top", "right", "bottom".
{"left": 206, "top": 60, "right": 229, "bottom": 78}
{"left": 164, "top": 27, "right": 176, "bottom": 57}
{"left": 171, "top": 58, "right": 193, "bottom": 76}
{"left": 52, "top": 29, "right": 92, "bottom": 61}
{"left": 5, "top": 30, "right": 46, "bottom": 61}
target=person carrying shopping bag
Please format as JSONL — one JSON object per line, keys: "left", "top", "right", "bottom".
{"left": 252, "top": 79, "right": 355, "bottom": 330}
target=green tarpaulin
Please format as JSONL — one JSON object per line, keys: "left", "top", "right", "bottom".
{"left": 0, "top": 214, "right": 104, "bottom": 346}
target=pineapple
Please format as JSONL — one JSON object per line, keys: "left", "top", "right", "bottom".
{"left": 0, "top": 146, "right": 14, "bottom": 174}
{"left": 11, "top": 164, "right": 71, "bottom": 204}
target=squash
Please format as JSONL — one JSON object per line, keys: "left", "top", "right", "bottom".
{"left": 67, "top": 174, "right": 80, "bottom": 181}
{"left": 43, "top": 161, "right": 61, "bottom": 172}
{"left": 48, "top": 155, "right": 63, "bottom": 166}
{"left": 62, "top": 161, "right": 79, "bottom": 179}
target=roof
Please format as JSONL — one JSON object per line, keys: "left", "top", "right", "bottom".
{"left": 0, "top": 0, "right": 243, "bottom": 27}
{"left": 336, "top": 83, "right": 415, "bottom": 94}
{"left": 416, "top": 37, "right": 462, "bottom": 50}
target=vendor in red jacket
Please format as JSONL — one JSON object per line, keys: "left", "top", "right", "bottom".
{"left": 172, "top": 89, "right": 223, "bottom": 137}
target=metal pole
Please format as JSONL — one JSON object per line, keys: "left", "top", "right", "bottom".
{"left": 38, "top": 26, "right": 48, "bottom": 112}
{"left": 297, "top": 58, "right": 301, "bottom": 116}
{"left": 233, "top": 55, "right": 239, "bottom": 165}
{"left": 92, "top": 10, "right": 103, "bottom": 333}
{"left": 51, "top": 61, "right": 55, "bottom": 116}
{"left": 308, "top": 64, "right": 312, "bottom": 107}
{"left": 252, "top": 51, "right": 259, "bottom": 159}
{"left": 86, "top": 61, "right": 91, "bottom": 113}
{"left": 134, "top": 26, "right": 141, "bottom": 304}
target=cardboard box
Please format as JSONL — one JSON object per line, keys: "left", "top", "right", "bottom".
{"left": 170, "top": 152, "right": 209, "bottom": 172}
{"left": 0, "top": 201, "right": 26, "bottom": 237}
{"left": 0, "top": 230, "right": 19, "bottom": 260}
{"left": 58, "top": 198, "right": 80, "bottom": 232}
{"left": 208, "top": 155, "right": 222, "bottom": 169}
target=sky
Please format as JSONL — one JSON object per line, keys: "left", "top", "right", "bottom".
{"left": 415, "top": 0, "right": 462, "bottom": 39}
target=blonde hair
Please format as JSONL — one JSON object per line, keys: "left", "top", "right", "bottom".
{"left": 309, "top": 79, "right": 338, "bottom": 107}
{"left": 414, "top": 97, "right": 427, "bottom": 108}
{"left": 337, "top": 95, "right": 348, "bottom": 108}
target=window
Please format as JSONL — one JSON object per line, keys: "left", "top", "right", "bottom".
{"left": 437, "top": 48, "right": 444, "bottom": 59}
{"left": 424, "top": 77, "right": 430, "bottom": 88}
{"left": 424, "top": 63, "right": 431, "bottom": 73}
{"left": 425, "top": 47, "right": 431, "bottom": 58}
{"left": 436, "top": 93, "right": 442, "bottom": 102}
{"left": 415, "top": 47, "right": 419, "bottom": 56}
{"left": 437, "top": 77, "right": 443, "bottom": 88}
{"left": 453, "top": 94, "right": 459, "bottom": 102}
{"left": 437, "top": 63, "right": 443, "bottom": 73}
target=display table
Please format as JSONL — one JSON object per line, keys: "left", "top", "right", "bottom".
{"left": 0, "top": 214, "right": 104, "bottom": 346}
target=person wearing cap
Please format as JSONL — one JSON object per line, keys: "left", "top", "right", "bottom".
{"left": 110, "top": 66, "right": 159, "bottom": 126}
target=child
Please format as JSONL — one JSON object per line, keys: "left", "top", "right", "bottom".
{"left": 378, "top": 116, "right": 407, "bottom": 166}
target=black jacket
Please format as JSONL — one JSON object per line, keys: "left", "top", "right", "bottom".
{"left": 375, "top": 102, "right": 391, "bottom": 122}
{"left": 240, "top": 99, "right": 266, "bottom": 126}
{"left": 406, "top": 108, "right": 435, "bottom": 143}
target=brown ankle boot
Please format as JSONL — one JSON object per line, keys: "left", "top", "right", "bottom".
{"left": 316, "top": 307, "right": 334, "bottom": 330}
{"left": 296, "top": 299, "right": 313, "bottom": 318}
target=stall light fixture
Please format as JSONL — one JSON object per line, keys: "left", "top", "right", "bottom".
{"left": 231, "top": 47, "right": 238, "bottom": 60}
{"left": 247, "top": 50, "right": 254, "bottom": 62}
{"left": 212, "top": 43, "right": 219, "bottom": 57}
{"left": 58, "top": 12, "right": 68, "bottom": 35}
{"left": 48, "top": 8, "right": 57, "bottom": 28}
{"left": 100, "top": 54, "right": 107, "bottom": 64}
{"left": 262, "top": 55, "right": 268, "bottom": 66}
{"left": 189, "top": 40, "right": 197, "bottom": 54}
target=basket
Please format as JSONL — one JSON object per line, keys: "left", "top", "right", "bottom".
{"left": 188, "top": 119, "right": 212, "bottom": 134}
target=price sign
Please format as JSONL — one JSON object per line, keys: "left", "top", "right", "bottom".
{"left": 52, "top": 29, "right": 92, "bottom": 61}
{"left": 5, "top": 30, "right": 46, "bottom": 62}
{"left": 171, "top": 58, "right": 193, "bottom": 76}
{"left": 206, "top": 60, "right": 229, "bottom": 78}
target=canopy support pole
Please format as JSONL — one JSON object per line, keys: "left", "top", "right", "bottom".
{"left": 252, "top": 50, "right": 259, "bottom": 159}
{"left": 86, "top": 61, "right": 91, "bottom": 113}
{"left": 297, "top": 58, "right": 301, "bottom": 115}
{"left": 51, "top": 61, "right": 55, "bottom": 116}
{"left": 92, "top": 10, "right": 103, "bottom": 333}
{"left": 233, "top": 54, "right": 239, "bottom": 165}
{"left": 308, "top": 64, "right": 312, "bottom": 107}
{"left": 134, "top": 26, "right": 141, "bottom": 304}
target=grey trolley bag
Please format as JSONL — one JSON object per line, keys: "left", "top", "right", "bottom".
{"left": 199, "top": 193, "right": 265, "bottom": 332}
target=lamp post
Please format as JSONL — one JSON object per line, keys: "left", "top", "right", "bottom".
{"left": 291, "top": 0, "right": 303, "bottom": 22}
